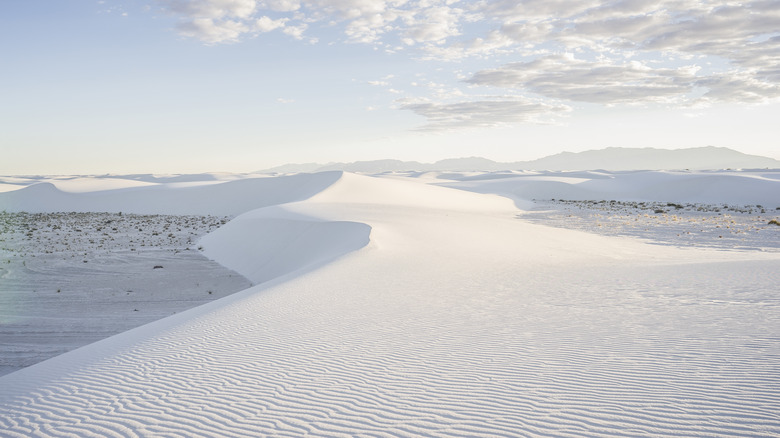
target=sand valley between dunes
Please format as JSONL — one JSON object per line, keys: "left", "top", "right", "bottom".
{"left": 0, "top": 211, "right": 251, "bottom": 376}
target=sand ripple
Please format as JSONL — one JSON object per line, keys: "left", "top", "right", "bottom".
{"left": 2, "top": 251, "right": 779, "bottom": 437}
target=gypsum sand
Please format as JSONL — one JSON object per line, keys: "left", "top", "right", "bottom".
{"left": 0, "top": 211, "right": 251, "bottom": 376}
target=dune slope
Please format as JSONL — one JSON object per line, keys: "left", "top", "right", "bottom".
{"left": 438, "top": 169, "right": 780, "bottom": 206}
{"left": 0, "top": 171, "right": 343, "bottom": 215}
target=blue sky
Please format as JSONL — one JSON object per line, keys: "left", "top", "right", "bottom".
{"left": 2, "top": 0, "right": 779, "bottom": 174}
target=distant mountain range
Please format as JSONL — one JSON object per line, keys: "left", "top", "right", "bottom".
{"left": 260, "top": 147, "right": 780, "bottom": 173}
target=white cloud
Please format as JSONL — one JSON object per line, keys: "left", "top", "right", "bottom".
{"left": 467, "top": 55, "right": 700, "bottom": 104}
{"left": 696, "top": 71, "right": 780, "bottom": 104}
{"left": 478, "top": 0, "right": 578, "bottom": 19}
{"left": 161, "top": 0, "right": 258, "bottom": 19}
{"left": 176, "top": 18, "right": 249, "bottom": 43}
{"left": 402, "top": 5, "right": 464, "bottom": 44}
{"left": 157, "top": 0, "right": 780, "bottom": 115}
{"left": 460, "top": 1, "right": 780, "bottom": 106}
{"left": 282, "top": 23, "right": 308, "bottom": 39}
{"left": 261, "top": 0, "right": 301, "bottom": 12}
{"left": 400, "top": 97, "right": 570, "bottom": 131}
{"left": 566, "top": 1, "right": 780, "bottom": 63}
{"left": 158, "top": 0, "right": 467, "bottom": 45}
{"left": 342, "top": 9, "right": 402, "bottom": 43}
{"left": 255, "top": 16, "right": 287, "bottom": 32}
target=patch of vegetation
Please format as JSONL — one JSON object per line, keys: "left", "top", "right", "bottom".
{"left": 0, "top": 211, "right": 231, "bottom": 257}
{"left": 526, "top": 199, "right": 780, "bottom": 252}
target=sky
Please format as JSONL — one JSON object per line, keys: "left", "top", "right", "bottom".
{"left": 1, "top": 0, "right": 779, "bottom": 175}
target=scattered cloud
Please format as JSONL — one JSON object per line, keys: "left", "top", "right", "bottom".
{"left": 401, "top": 5, "right": 465, "bottom": 45}
{"left": 162, "top": 0, "right": 258, "bottom": 20}
{"left": 155, "top": 0, "right": 780, "bottom": 128}
{"left": 177, "top": 18, "right": 250, "bottom": 44}
{"left": 261, "top": 0, "right": 301, "bottom": 12}
{"left": 467, "top": 0, "right": 780, "bottom": 106}
{"left": 467, "top": 54, "right": 700, "bottom": 105}
{"left": 282, "top": 23, "right": 307, "bottom": 40}
{"left": 399, "top": 97, "right": 570, "bottom": 131}
{"left": 696, "top": 71, "right": 780, "bottom": 104}
{"left": 97, "top": 2, "right": 131, "bottom": 17}
{"left": 157, "top": 0, "right": 474, "bottom": 45}
{"left": 255, "top": 16, "right": 287, "bottom": 32}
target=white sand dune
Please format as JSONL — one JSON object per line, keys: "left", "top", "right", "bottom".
{"left": 199, "top": 208, "right": 371, "bottom": 285}
{"left": 0, "top": 171, "right": 342, "bottom": 215}
{"left": 437, "top": 169, "right": 780, "bottom": 206}
{"left": 1, "top": 170, "right": 779, "bottom": 436}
